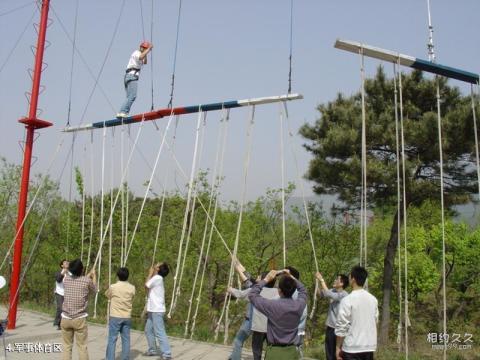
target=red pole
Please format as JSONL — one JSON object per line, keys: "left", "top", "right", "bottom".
{"left": 8, "top": 0, "right": 52, "bottom": 329}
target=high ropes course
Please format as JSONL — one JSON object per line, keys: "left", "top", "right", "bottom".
{"left": 1, "top": 1, "right": 479, "bottom": 360}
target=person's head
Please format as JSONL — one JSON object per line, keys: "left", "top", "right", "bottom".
{"left": 333, "top": 274, "right": 349, "bottom": 289}
{"left": 285, "top": 266, "right": 300, "bottom": 280}
{"left": 68, "top": 259, "right": 84, "bottom": 277}
{"left": 278, "top": 275, "right": 297, "bottom": 298}
{"left": 157, "top": 262, "right": 170, "bottom": 278}
{"left": 117, "top": 267, "right": 129, "bottom": 281}
{"left": 140, "top": 41, "right": 151, "bottom": 50}
{"left": 59, "top": 259, "right": 69, "bottom": 269}
{"left": 261, "top": 271, "right": 275, "bottom": 288}
{"left": 349, "top": 266, "right": 368, "bottom": 288}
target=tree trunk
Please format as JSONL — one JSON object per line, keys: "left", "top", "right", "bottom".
{"left": 379, "top": 208, "right": 403, "bottom": 345}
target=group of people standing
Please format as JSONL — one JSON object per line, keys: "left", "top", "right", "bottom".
{"left": 53, "top": 258, "right": 171, "bottom": 360}
{"left": 227, "top": 261, "right": 378, "bottom": 360}
{"left": 53, "top": 255, "right": 377, "bottom": 360}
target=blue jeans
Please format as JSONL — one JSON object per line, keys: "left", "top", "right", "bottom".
{"left": 119, "top": 73, "right": 138, "bottom": 114}
{"left": 106, "top": 317, "right": 131, "bottom": 360}
{"left": 229, "top": 318, "right": 252, "bottom": 360}
{"left": 145, "top": 312, "right": 171, "bottom": 358}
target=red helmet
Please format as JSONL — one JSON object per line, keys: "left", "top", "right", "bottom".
{"left": 140, "top": 41, "right": 151, "bottom": 49}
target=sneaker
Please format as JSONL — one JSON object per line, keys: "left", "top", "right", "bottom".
{"left": 144, "top": 350, "right": 159, "bottom": 356}
{"left": 116, "top": 112, "right": 128, "bottom": 118}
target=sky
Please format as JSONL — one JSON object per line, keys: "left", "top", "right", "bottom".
{"left": 0, "top": 0, "right": 479, "bottom": 203}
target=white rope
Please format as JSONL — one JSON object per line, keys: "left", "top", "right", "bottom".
{"left": 185, "top": 110, "right": 226, "bottom": 337}
{"left": 80, "top": 142, "right": 87, "bottom": 262}
{"left": 215, "top": 106, "right": 256, "bottom": 344}
{"left": 283, "top": 101, "right": 320, "bottom": 318}
{"left": 90, "top": 116, "right": 146, "bottom": 272}
{"left": 0, "top": 132, "right": 68, "bottom": 272}
{"left": 93, "top": 125, "right": 107, "bottom": 318}
{"left": 172, "top": 113, "right": 208, "bottom": 316}
{"left": 398, "top": 62, "right": 409, "bottom": 357}
{"left": 359, "top": 47, "right": 368, "bottom": 268}
{"left": 120, "top": 121, "right": 125, "bottom": 265}
{"left": 168, "top": 109, "right": 204, "bottom": 318}
{"left": 279, "top": 103, "right": 287, "bottom": 267}
{"left": 435, "top": 77, "right": 447, "bottom": 360}
{"left": 86, "top": 131, "right": 95, "bottom": 271}
{"left": 392, "top": 62, "right": 403, "bottom": 349}
{"left": 470, "top": 84, "right": 480, "bottom": 201}
{"left": 123, "top": 113, "right": 176, "bottom": 264}
{"left": 190, "top": 109, "right": 230, "bottom": 339}
{"left": 109, "top": 128, "right": 115, "bottom": 286}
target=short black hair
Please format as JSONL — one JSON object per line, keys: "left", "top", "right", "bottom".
{"left": 350, "top": 266, "right": 368, "bottom": 286}
{"left": 278, "top": 275, "right": 296, "bottom": 298}
{"left": 158, "top": 262, "right": 170, "bottom": 277}
{"left": 261, "top": 271, "right": 275, "bottom": 288}
{"left": 59, "top": 259, "right": 67, "bottom": 268}
{"left": 285, "top": 266, "right": 300, "bottom": 280}
{"left": 338, "top": 274, "right": 349, "bottom": 288}
{"left": 117, "top": 267, "right": 129, "bottom": 281}
{"left": 69, "top": 259, "right": 84, "bottom": 277}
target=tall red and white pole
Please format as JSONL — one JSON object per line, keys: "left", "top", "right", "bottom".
{"left": 8, "top": 0, "right": 52, "bottom": 329}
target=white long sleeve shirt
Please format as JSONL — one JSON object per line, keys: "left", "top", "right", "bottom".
{"left": 334, "top": 288, "right": 378, "bottom": 353}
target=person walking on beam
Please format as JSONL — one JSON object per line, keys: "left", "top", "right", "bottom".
{"left": 116, "top": 41, "right": 153, "bottom": 118}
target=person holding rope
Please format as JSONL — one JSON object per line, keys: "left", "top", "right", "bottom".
{"left": 315, "top": 271, "right": 349, "bottom": 360}
{"left": 116, "top": 41, "right": 153, "bottom": 118}
{"left": 53, "top": 259, "right": 69, "bottom": 330}
{"left": 248, "top": 269, "right": 307, "bottom": 360}
{"left": 144, "top": 262, "right": 172, "bottom": 359}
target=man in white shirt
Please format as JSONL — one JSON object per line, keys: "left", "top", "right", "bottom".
{"left": 335, "top": 266, "right": 378, "bottom": 360}
{"left": 144, "top": 262, "right": 172, "bottom": 359}
{"left": 54, "top": 259, "right": 69, "bottom": 330}
{"left": 117, "top": 41, "right": 153, "bottom": 118}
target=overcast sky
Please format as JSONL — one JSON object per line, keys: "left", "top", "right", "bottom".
{"left": 1, "top": 0, "right": 479, "bottom": 202}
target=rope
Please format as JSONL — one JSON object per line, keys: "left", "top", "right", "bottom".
{"left": 123, "top": 112, "right": 176, "bottom": 265}
{"left": 392, "top": 62, "right": 403, "bottom": 349}
{"left": 0, "top": 7, "right": 37, "bottom": 75}
{"left": 0, "top": 1, "right": 36, "bottom": 17}
{"left": 168, "top": 109, "right": 204, "bottom": 318}
{"left": 50, "top": 1, "right": 126, "bottom": 125}
{"left": 168, "top": 0, "right": 183, "bottom": 108}
{"left": 65, "top": 134, "right": 76, "bottom": 257}
{"left": 90, "top": 116, "right": 147, "bottom": 274}
{"left": 359, "top": 47, "right": 368, "bottom": 268}
{"left": 185, "top": 109, "right": 228, "bottom": 337}
{"left": 398, "top": 60, "right": 409, "bottom": 357}
{"left": 93, "top": 125, "right": 108, "bottom": 318}
{"left": 470, "top": 84, "right": 480, "bottom": 201}
{"left": 86, "top": 131, "right": 95, "bottom": 271}
{"left": 120, "top": 121, "right": 125, "bottom": 265}
{"left": 173, "top": 113, "right": 208, "bottom": 319}
{"left": 215, "top": 106, "right": 256, "bottom": 344}
{"left": 279, "top": 103, "right": 287, "bottom": 267}
{"left": 287, "top": 0, "right": 294, "bottom": 94}
{"left": 65, "top": 0, "right": 79, "bottom": 127}
{"left": 50, "top": 6, "right": 116, "bottom": 114}
{"left": 149, "top": 0, "right": 155, "bottom": 110}
{"left": 283, "top": 101, "right": 320, "bottom": 318}
{"left": 435, "top": 76, "right": 448, "bottom": 360}
{"left": 138, "top": 0, "right": 146, "bottom": 41}
{"left": 0, "top": 132, "right": 68, "bottom": 272}
{"left": 80, "top": 143, "right": 87, "bottom": 262}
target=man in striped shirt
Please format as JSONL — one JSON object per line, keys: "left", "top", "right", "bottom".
{"left": 61, "top": 259, "right": 97, "bottom": 360}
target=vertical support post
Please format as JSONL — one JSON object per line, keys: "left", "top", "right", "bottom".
{"left": 8, "top": 0, "right": 52, "bottom": 330}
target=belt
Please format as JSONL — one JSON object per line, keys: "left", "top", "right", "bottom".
{"left": 126, "top": 68, "right": 140, "bottom": 75}
{"left": 267, "top": 343, "right": 295, "bottom": 347}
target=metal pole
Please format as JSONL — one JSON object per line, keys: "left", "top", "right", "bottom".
{"left": 8, "top": 0, "right": 52, "bottom": 330}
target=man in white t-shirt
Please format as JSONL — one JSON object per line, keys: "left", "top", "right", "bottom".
{"left": 335, "top": 266, "right": 378, "bottom": 360}
{"left": 54, "top": 259, "right": 69, "bottom": 330}
{"left": 144, "top": 262, "right": 172, "bottom": 359}
{"left": 117, "top": 41, "right": 153, "bottom": 118}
